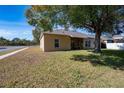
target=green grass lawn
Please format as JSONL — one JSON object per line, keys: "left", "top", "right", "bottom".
{"left": 0, "top": 46, "right": 124, "bottom": 88}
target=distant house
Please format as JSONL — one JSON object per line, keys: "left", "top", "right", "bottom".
{"left": 102, "top": 35, "right": 124, "bottom": 43}
{"left": 103, "top": 35, "right": 124, "bottom": 50}
{"left": 40, "top": 30, "right": 95, "bottom": 52}
{"left": 101, "top": 35, "right": 113, "bottom": 48}
{"left": 112, "top": 35, "right": 124, "bottom": 43}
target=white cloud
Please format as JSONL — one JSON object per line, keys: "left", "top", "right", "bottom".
{"left": 0, "top": 29, "right": 33, "bottom": 40}
{"left": 22, "top": 31, "right": 32, "bottom": 35}
{"left": 0, "top": 29, "right": 15, "bottom": 36}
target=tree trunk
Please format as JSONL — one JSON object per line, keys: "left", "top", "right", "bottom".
{"left": 94, "top": 30, "right": 101, "bottom": 53}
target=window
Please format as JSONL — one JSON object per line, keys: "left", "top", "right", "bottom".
{"left": 85, "top": 40, "right": 91, "bottom": 47}
{"left": 54, "top": 39, "right": 59, "bottom": 48}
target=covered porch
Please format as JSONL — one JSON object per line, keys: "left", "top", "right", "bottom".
{"left": 71, "top": 38, "right": 84, "bottom": 50}
{"left": 71, "top": 37, "right": 95, "bottom": 50}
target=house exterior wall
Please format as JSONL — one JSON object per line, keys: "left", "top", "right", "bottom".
{"left": 83, "top": 38, "right": 95, "bottom": 49}
{"left": 41, "top": 34, "right": 71, "bottom": 52}
{"left": 40, "top": 35, "right": 45, "bottom": 51}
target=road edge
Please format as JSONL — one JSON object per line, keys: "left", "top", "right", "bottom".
{"left": 0, "top": 47, "right": 29, "bottom": 60}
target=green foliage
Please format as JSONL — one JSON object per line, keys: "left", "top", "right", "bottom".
{"left": 26, "top": 6, "right": 72, "bottom": 31}
{"left": 0, "top": 37, "right": 10, "bottom": 46}
{"left": 26, "top": 6, "right": 55, "bottom": 31}
{"left": 11, "top": 38, "right": 32, "bottom": 46}
{"left": 26, "top": 6, "right": 123, "bottom": 34}
{"left": 32, "top": 27, "right": 43, "bottom": 44}
{"left": 0, "top": 37, "right": 33, "bottom": 46}
{"left": 67, "top": 6, "right": 119, "bottom": 32}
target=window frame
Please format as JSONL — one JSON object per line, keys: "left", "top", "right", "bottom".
{"left": 54, "top": 39, "right": 60, "bottom": 48}
{"left": 85, "top": 40, "right": 91, "bottom": 48}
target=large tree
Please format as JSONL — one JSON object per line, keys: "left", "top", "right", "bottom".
{"left": 67, "top": 6, "right": 124, "bottom": 52}
{"left": 26, "top": 6, "right": 54, "bottom": 31}
{"left": 25, "top": 6, "right": 71, "bottom": 43}
{"left": 32, "top": 27, "right": 44, "bottom": 43}
{"left": 26, "top": 6, "right": 56, "bottom": 43}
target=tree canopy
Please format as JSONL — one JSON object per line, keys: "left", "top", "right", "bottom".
{"left": 67, "top": 6, "right": 124, "bottom": 52}
{"left": 0, "top": 37, "right": 33, "bottom": 46}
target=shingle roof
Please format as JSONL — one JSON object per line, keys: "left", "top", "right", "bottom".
{"left": 101, "top": 36, "right": 113, "bottom": 40}
{"left": 40, "top": 30, "right": 95, "bottom": 39}
{"left": 40, "top": 30, "right": 124, "bottom": 40}
{"left": 113, "top": 35, "right": 124, "bottom": 39}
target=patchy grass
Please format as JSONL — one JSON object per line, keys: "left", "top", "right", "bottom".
{"left": 0, "top": 46, "right": 124, "bottom": 88}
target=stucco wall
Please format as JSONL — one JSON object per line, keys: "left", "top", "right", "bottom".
{"left": 83, "top": 38, "right": 95, "bottom": 49}
{"left": 40, "top": 35, "right": 45, "bottom": 51}
{"left": 41, "top": 34, "right": 71, "bottom": 52}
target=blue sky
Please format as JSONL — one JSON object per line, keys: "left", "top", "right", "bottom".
{"left": 0, "top": 5, "right": 33, "bottom": 40}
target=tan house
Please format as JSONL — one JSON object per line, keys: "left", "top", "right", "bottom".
{"left": 40, "top": 30, "right": 95, "bottom": 52}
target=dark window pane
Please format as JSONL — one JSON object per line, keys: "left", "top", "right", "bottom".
{"left": 85, "top": 40, "right": 91, "bottom": 47}
{"left": 54, "top": 39, "right": 59, "bottom": 48}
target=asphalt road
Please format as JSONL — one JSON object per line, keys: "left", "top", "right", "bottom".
{"left": 0, "top": 46, "right": 26, "bottom": 52}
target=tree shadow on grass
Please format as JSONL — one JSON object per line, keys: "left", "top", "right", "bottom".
{"left": 70, "top": 50, "right": 124, "bottom": 70}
